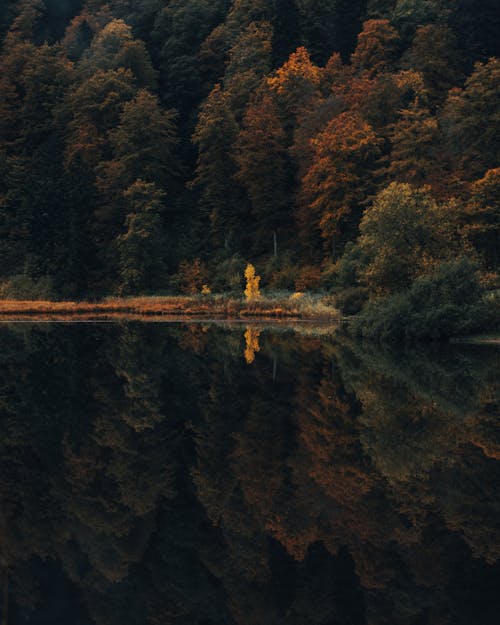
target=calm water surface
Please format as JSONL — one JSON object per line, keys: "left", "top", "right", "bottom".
{"left": 0, "top": 322, "right": 499, "bottom": 625}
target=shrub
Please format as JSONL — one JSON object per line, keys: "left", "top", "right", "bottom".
{"left": 295, "top": 265, "right": 322, "bottom": 291}
{"left": 350, "top": 257, "right": 489, "bottom": 341}
{"left": 335, "top": 287, "right": 369, "bottom": 316}
{"left": 0, "top": 274, "right": 54, "bottom": 300}
{"left": 173, "top": 259, "right": 208, "bottom": 294}
{"left": 263, "top": 253, "right": 299, "bottom": 290}
{"left": 211, "top": 255, "right": 246, "bottom": 293}
{"left": 328, "top": 242, "right": 369, "bottom": 291}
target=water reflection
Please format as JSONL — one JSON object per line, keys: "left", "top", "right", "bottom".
{"left": 0, "top": 322, "right": 499, "bottom": 624}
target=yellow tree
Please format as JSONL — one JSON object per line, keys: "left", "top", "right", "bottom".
{"left": 244, "top": 264, "right": 261, "bottom": 300}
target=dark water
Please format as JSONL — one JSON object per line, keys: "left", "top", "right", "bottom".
{"left": 0, "top": 322, "right": 499, "bottom": 625}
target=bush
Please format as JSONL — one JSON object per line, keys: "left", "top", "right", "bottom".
{"left": 211, "top": 255, "right": 246, "bottom": 293}
{"left": 350, "top": 257, "right": 490, "bottom": 341}
{"left": 335, "top": 287, "right": 369, "bottom": 316}
{"left": 295, "top": 265, "right": 322, "bottom": 291}
{"left": 327, "top": 242, "right": 369, "bottom": 291}
{"left": 267, "top": 264, "right": 300, "bottom": 290}
{"left": 0, "top": 274, "right": 54, "bottom": 300}
{"left": 262, "top": 253, "right": 299, "bottom": 290}
{"left": 172, "top": 259, "right": 208, "bottom": 294}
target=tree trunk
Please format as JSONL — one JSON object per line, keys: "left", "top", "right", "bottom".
{"left": 273, "top": 230, "right": 278, "bottom": 258}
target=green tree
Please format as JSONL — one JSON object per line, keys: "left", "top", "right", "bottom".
{"left": 235, "top": 93, "right": 289, "bottom": 256}
{"left": 191, "top": 84, "right": 245, "bottom": 249}
{"left": 357, "top": 182, "right": 464, "bottom": 295}
{"left": 224, "top": 21, "right": 273, "bottom": 118}
{"left": 105, "top": 89, "right": 178, "bottom": 188}
{"left": 350, "top": 19, "right": 399, "bottom": 77}
{"left": 443, "top": 58, "right": 500, "bottom": 178}
{"left": 79, "top": 18, "right": 157, "bottom": 88}
{"left": 386, "top": 100, "right": 440, "bottom": 186}
{"left": 463, "top": 169, "right": 500, "bottom": 269}
{"left": 403, "top": 24, "right": 463, "bottom": 106}
{"left": 116, "top": 180, "right": 166, "bottom": 294}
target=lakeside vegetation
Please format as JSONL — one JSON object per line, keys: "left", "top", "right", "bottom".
{"left": 0, "top": 292, "right": 340, "bottom": 320}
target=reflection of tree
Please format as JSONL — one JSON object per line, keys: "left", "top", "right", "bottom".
{"left": 0, "top": 325, "right": 500, "bottom": 625}
{"left": 243, "top": 327, "right": 261, "bottom": 364}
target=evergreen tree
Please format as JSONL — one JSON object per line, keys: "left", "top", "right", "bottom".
{"left": 116, "top": 180, "right": 167, "bottom": 294}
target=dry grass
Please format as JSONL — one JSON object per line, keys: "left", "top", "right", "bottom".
{"left": 0, "top": 294, "right": 339, "bottom": 321}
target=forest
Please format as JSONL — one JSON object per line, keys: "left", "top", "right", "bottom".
{"left": 0, "top": 0, "right": 499, "bottom": 337}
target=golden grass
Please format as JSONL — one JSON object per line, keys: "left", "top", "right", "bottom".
{"left": 0, "top": 294, "right": 340, "bottom": 321}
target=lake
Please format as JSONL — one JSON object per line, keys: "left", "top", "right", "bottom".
{"left": 0, "top": 321, "right": 499, "bottom": 625}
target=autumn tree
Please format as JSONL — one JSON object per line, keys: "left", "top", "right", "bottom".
{"left": 244, "top": 264, "right": 261, "bottom": 300}
{"left": 267, "top": 46, "right": 322, "bottom": 132}
{"left": 301, "top": 111, "right": 383, "bottom": 259}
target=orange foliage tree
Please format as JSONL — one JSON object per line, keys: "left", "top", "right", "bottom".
{"left": 301, "top": 111, "right": 383, "bottom": 259}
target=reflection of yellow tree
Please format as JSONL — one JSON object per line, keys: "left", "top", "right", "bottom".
{"left": 244, "top": 327, "right": 261, "bottom": 364}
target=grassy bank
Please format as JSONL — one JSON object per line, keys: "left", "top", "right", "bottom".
{"left": 0, "top": 293, "right": 340, "bottom": 321}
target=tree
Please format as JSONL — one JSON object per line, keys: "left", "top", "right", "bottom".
{"left": 350, "top": 19, "right": 399, "bottom": 77}
{"left": 390, "top": 0, "right": 447, "bottom": 44}
{"left": 62, "top": 68, "right": 137, "bottom": 169}
{"left": 106, "top": 89, "right": 178, "bottom": 188}
{"left": 244, "top": 264, "right": 261, "bottom": 300}
{"left": 79, "top": 18, "right": 157, "bottom": 88}
{"left": 224, "top": 20, "right": 273, "bottom": 118}
{"left": 403, "top": 24, "right": 463, "bottom": 106}
{"left": 463, "top": 169, "right": 500, "bottom": 269}
{"left": 267, "top": 46, "right": 322, "bottom": 129}
{"left": 301, "top": 111, "right": 383, "bottom": 259}
{"left": 442, "top": 58, "right": 500, "bottom": 179}
{"left": 235, "top": 93, "right": 289, "bottom": 256}
{"left": 357, "top": 182, "right": 464, "bottom": 295}
{"left": 386, "top": 100, "right": 440, "bottom": 186}
{"left": 116, "top": 180, "right": 166, "bottom": 294}
{"left": 152, "top": 0, "right": 227, "bottom": 113}
{"left": 191, "top": 84, "right": 245, "bottom": 249}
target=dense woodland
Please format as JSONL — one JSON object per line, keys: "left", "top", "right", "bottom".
{"left": 1, "top": 323, "right": 500, "bottom": 624}
{"left": 0, "top": 1, "right": 499, "bottom": 333}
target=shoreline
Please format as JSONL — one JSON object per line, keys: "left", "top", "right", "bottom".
{"left": 0, "top": 296, "right": 340, "bottom": 322}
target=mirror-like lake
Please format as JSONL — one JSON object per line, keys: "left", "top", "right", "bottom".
{"left": 0, "top": 322, "right": 499, "bottom": 625}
